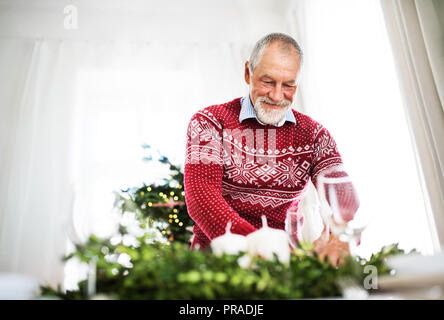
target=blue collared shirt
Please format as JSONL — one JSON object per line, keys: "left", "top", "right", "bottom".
{"left": 239, "top": 96, "right": 296, "bottom": 127}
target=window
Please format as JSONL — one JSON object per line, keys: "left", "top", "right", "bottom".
{"left": 294, "top": 0, "right": 435, "bottom": 257}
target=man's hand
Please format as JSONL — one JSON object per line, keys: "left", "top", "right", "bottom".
{"left": 312, "top": 230, "right": 350, "bottom": 267}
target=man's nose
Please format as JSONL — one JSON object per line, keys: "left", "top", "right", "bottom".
{"left": 268, "top": 84, "right": 284, "bottom": 103}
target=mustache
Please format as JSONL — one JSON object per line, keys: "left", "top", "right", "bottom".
{"left": 257, "top": 96, "right": 291, "bottom": 107}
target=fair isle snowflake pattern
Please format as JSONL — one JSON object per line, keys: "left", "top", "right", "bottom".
{"left": 221, "top": 181, "right": 305, "bottom": 208}
{"left": 185, "top": 113, "right": 224, "bottom": 165}
{"left": 222, "top": 156, "right": 311, "bottom": 188}
{"left": 313, "top": 130, "right": 339, "bottom": 159}
{"left": 311, "top": 126, "right": 343, "bottom": 183}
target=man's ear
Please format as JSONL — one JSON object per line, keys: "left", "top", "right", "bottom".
{"left": 244, "top": 61, "right": 251, "bottom": 85}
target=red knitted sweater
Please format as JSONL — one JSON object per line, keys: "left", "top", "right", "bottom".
{"left": 184, "top": 97, "right": 348, "bottom": 249}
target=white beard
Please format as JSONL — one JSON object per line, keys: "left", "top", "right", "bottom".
{"left": 253, "top": 96, "right": 291, "bottom": 125}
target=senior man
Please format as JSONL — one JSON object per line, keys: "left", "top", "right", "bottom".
{"left": 184, "top": 33, "right": 358, "bottom": 265}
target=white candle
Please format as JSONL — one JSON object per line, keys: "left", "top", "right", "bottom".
{"left": 210, "top": 222, "right": 248, "bottom": 256}
{"left": 246, "top": 216, "right": 290, "bottom": 264}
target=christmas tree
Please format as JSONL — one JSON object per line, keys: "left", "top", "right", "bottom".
{"left": 116, "top": 144, "right": 194, "bottom": 245}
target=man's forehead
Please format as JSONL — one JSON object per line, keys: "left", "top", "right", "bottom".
{"left": 255, "top": 56, "right": 300, "bottom": 80}
{"left": 262, "top": 41, "right": 301, "bottom": 60}
{"left": 254, "top": 43, "right": 300, "bottom": 73}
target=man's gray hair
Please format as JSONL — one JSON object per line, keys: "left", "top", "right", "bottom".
{"left": 248, "top": 33, "right": 303, "bottom": 73}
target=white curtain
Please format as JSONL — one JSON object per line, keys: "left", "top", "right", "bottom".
{"left": 287, "top": 0, "right": 438, "bottom": 256}
{"left": 380, "top": 0, "right": 444, "bottom": 249}
{"left": 0, "top": 0, "right": 297, "bottom": 288}
{"left": 0, "top": 39, "right": 76, "bottom": 287}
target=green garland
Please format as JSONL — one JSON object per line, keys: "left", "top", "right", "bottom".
{"left": 39, "top": 148, "right": 411, "bottom": 299}
{"left": 40, "top": 236, "right": 406, "bottom": 300}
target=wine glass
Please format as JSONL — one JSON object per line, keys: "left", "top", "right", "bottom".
{"left": 285, "top": 205, "right": 303, "bottom": 249}
{"left": 317, "top": 173, "right": 367, "bottom": 257}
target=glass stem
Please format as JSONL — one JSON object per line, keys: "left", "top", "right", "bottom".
{"left": 348, "top": 236, "right": 358, "bottom": 257}
{"left": 87, "top": 256, "right": 97, "bottom": 299}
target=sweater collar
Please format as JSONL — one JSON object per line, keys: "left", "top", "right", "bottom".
{"left": 239, "top": 95, "right": 296, "bottom": 127}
